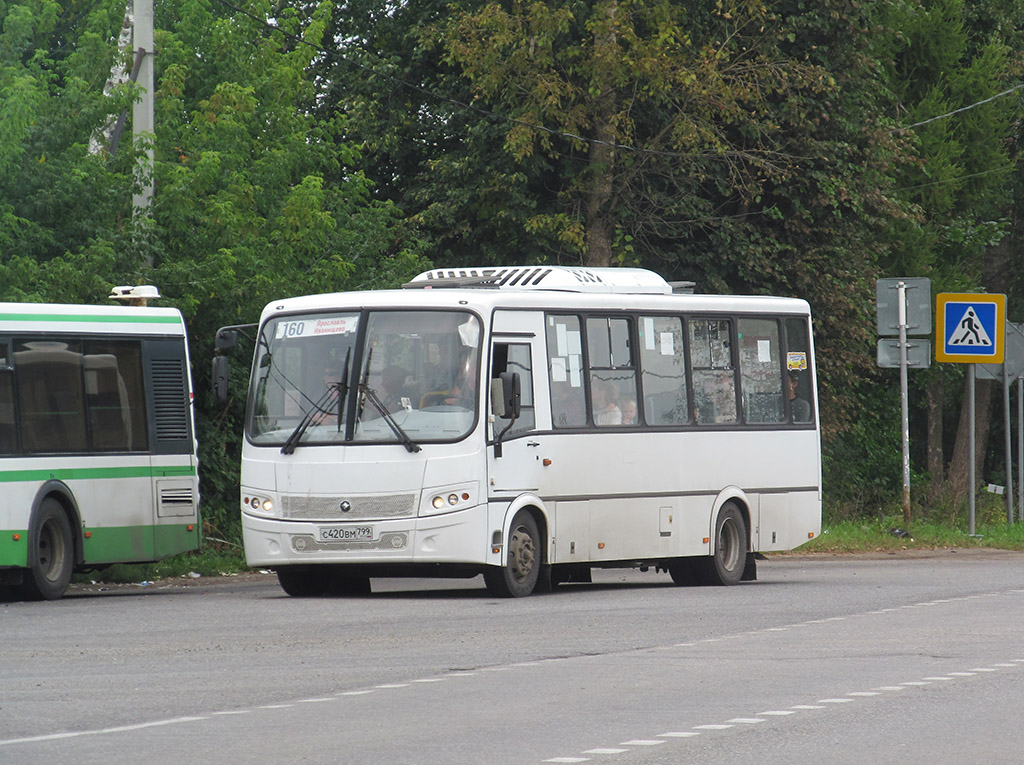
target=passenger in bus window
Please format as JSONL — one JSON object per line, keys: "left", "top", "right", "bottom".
{"left": 313, "top": 366, "right": 343, "bottom": 424}
{"left": 620, "top": 396, "right": 637, "bottom": 426}
{"left": 789, "top": 371, "right": 811, "bottom": 422}
{"left": 380, "top": 365, "right": 411, "bottom": 412}
{"left": 551, "top": 383, "right": 586, "bottom": 427}
{"left": 444, "top": 348, "right": 476, "bottom": 407}
{"left": 592, "top": 379, "right": 622, "bottom": 426}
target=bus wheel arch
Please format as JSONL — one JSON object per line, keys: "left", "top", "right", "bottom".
{"left": 485, "top": 504, "right": 546, "bottom": 597}
{"left": 23, "top": 485, "right": 81, "bottom": 601}
{"left": 696, "top": 495, "right": 750, "bottom": 586}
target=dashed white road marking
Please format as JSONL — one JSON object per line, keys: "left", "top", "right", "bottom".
{"left": 259, "top": 704, "right": 293, "bottom": 709}
{"left": 819, "top": 698, "right": 856, "bottom": 703}
{"left": 758, "top": 710, "right": 796, "bottom": 716}
{"left": 694, "top": 724, "right": 733, "bottom": 730}
{"left": 923, "top": 677, "right": 954, "bottom": 681}
{"left": 727, "top": 718, "right": 766, "bottom": 724}
{"left": 338, "top": 690, "right": 374, "bottom": 696}
{"left": 847, "top": 692, "right": 879, "bottom": 697}
{"left": 621, "top": 740, "right": 664, "bottom": 746}
{"left": 544, "top": 758, "right": 590, "bottom": 763}
{"left": 658, "top": 732, "right": 701, "bottom": 738}
{"left": 791, "top": 704, "right": 826, "bottom": 709}
{"left": 297, "top": 698, "right": 334, "bottom": 704}
{"left": 947, "top": 672, "right": 975, "bottom": 677}
{"left": 899, "top": 681, "right": 931, "bottom": 686}
{"left": 375, "top": 683, "right": 409, "bottom": 689}
{"left": 210, "top": 710, "right": 250, "bottom": 716}
{"left": 583, "top": 748, "right": 626, "bottom": 754}
{"left": 0, "top": 717, "right": 209, "bottom": 746}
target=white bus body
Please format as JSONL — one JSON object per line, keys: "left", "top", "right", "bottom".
{"left": 234, "top": 267, "right": 820, "bottom": 597}
{"left": 0, "top": 295, "right": 200, "bottom": 600}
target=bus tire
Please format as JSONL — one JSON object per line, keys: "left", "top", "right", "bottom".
{"left": 484, "top": 511, "right": 540, "bottom": 597}
{"left": 276, "top": 566, "right": 329, "bottom": 597}
{"left": 22, "top": 498, "right": 74, "bottom": 601}
{"left": 695, "top": 502, "right": 747, "bottom": 586}
{"left": 328, "top": 569, "right": 371, "bottom": 596}
{"left": 667, "top": 558, "right": 698, "bottom": 586}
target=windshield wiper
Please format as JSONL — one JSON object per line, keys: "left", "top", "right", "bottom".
{"left": 356, "top": 348, "right": 421, "bottom": 453}
{"left": 280, "top": 349, "right": 350, "bottom": 455}
{"left": 359, "top": 383, "right": 422, "bottom": 453}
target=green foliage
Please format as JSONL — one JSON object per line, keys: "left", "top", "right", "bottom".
{"left": 1, "top": 0, "right": 1021, "bottom": 525}
{"left": 0, "top": 0, "right": 431, "bottom": 539}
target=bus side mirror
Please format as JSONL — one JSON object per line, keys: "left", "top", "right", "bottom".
{"left": 499, "top": 371, "right": 521, "bottom": 420}
{"left": 212, "top": 355, "right": 230, "bottom": 404}
{"left": 215, "top": 328, "right": 238, "bottom": 353}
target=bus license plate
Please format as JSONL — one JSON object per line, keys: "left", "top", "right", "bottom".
{"left": 318, "top": 525, "right": 375, "bottom": 542}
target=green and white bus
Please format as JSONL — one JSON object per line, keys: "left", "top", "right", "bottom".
{"left": 0, "top": 287, "right": 199, "bottom": 600}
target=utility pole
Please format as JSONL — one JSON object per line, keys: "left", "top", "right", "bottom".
{"left": 132, "top": 0, "right": 155, "bottom": 243}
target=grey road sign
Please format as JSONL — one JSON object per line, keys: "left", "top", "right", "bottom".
{"left": 877, "top": 338, "right": 931, "bottom": 369}
{"left": 977, "top": 322, "right": 1024, "bottom": 381}
{"left": 876, "top": 277, "right": 931, "bottom": 336}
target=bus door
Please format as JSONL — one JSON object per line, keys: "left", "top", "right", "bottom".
{"left": 487, "top": 311, "right": 548, "bottom": 499}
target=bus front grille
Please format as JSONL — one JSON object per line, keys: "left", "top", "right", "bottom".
{"left": 290, "top": 532, "right": 408, "bottom": 553}
{"left": 280, "top": 493, "right": 417, "bottom": 521}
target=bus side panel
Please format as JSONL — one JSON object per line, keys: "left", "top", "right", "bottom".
{"left": 552, "top": 500, "right": 589, "bottom": 564}
{"left": 757, "top": 490, "right": 820, "bottom": 552}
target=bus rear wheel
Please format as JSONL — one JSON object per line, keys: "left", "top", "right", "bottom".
{"left": 695, "top": 502, "right": 747, "bottom": 586}
{"left": 23, "top": 499, "right": 74, "bottom": 601}
{"left": 276, "top": 566, "right": 329, "bottom": 597}
{"left": 484, "top": 511, "right": 540, "bottom": 597}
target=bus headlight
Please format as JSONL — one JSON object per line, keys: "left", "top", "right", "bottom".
{"left": 243, "top": 495, "right": 275, "bottom": 515}
{"left": 422, "top": 486, "right": 477, "bottom": 516}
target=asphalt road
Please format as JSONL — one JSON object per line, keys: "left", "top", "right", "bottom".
{"left": 2, "top": 550, "right": 1023, "bottom": 764}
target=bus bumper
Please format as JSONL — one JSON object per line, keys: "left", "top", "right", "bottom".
{"left": 241, "top": 506, "right": 489, "bottom": 568}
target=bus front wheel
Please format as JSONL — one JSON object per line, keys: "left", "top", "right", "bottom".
{"left": 23, "top": 499, "right": 74, "bottom": 601}
{"left": 484, "top": 511, "right": 541, "bottom": 597}
{"left": 276, "top": 566, "right": 329, "bottom": 597}
{"left": 695, "top": 502, "right": 747, "bottom": 586}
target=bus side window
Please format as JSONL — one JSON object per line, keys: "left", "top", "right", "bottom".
{"left": 639, "top": 316, "right": 688, "bottom": 426}
{"left": 547, "top": 316, "right": 586, "bottom": 428}
{"left": 738, "top": 318, "right": 784, "bottom": 424}
{"left": 491, "top": 343, "right": 535, "bottom": 434}
{"left": 586, "top": 317, "right": 637, "bottom": 427}
{"left": 14, "top": 339, "right": 89, "bottom": 453}
{"left": 689, "top": 319, "right": 737, "bottom": 424}
{"left": 0, "top": 342, "right": 14, "bottom": 453}
{"left": 785, "top": 317, "right": 814, "bottom": 423}
{"left": 84, "top": 340, "right": 148, "bottom": 452}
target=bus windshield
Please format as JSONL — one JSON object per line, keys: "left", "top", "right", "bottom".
{"left": 247, "top": 310, "right": 481, "bottom": 448}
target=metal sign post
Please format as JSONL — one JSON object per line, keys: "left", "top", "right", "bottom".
{"left": 936, "top": 293, "right": 1006, "bottom": 536}
{"left": 877, "top": 278, "right": 931, "bottom": 526}
{"left": 977, "top": 321, "right": 1024, "bottom": 524}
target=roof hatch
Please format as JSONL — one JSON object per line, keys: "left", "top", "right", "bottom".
{"left": 405, "top": 266, "right": 672, "bottom": 295}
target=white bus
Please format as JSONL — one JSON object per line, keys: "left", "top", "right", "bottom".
{"left": 216, "top": 266, "right": 820, "bottom": 597}
{"left": 0, "top": 287, "right": 200, "bottom": 600}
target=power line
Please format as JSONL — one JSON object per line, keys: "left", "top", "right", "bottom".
{"left": 894, "top": 83, "right": 1024, "bottom": 132}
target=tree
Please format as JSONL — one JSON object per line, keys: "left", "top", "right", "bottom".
{"left": 0, "top": 0, "right": 431, "bottom": 533}
{"left": 873, "top": 0, "right": 1018, "bottom": 504}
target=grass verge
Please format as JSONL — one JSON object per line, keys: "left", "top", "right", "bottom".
{"left": 797, "top": 514, "right": 1024, "bottom": 554}
{"left": 72, "top": 548, "right": 249, "bottom": 585}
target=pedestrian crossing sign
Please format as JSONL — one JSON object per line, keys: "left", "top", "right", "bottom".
{"left": 935, "top": 293, "right": 1005, "bottom": 364}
